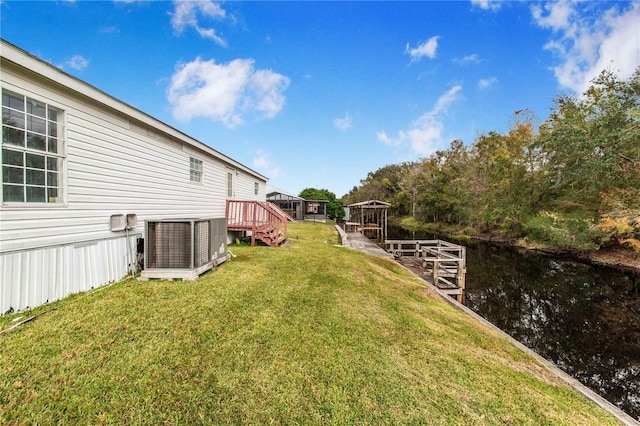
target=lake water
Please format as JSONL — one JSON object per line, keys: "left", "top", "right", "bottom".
{"left": 388, "top": 228, "right": 640, "bottom": 420}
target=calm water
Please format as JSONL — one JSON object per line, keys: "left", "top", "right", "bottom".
{"left": 388, "top": 228, "right": 640, "bottom": 419}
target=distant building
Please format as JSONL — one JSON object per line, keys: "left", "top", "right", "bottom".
{"left": 267, "top": 186, "right": 328, "bottom": 223}
{"left": 266, "top": 187, "right": 304, "bottom": 220}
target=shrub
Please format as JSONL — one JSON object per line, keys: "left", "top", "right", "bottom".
{"left": 523, "top": 212, "right": 604, "bottom": 249}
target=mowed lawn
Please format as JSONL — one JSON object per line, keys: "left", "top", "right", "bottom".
{"left": 0, "top": 222, "right": 618, "bottom": 425}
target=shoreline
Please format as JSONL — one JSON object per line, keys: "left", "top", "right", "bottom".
{"left": 471, "top": 232, "right": 640, "bottom": 276}
{"left": 393, "top": 220, "right": 640, "bottom": 276}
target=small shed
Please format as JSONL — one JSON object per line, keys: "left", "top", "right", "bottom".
{"left": 304, "top": 199, "right": 328, "bottom": 223}
{"left": 347, "top": 200, "right": 391, "bottom": 241}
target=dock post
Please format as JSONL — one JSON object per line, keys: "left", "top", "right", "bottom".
{"left": 432, "top": 258, "right": 439, "bottom": 287}
{"left": 456, "top": 247, "right": 466, "bottom": 304}
{"left": 456, "top": 263, "right": 465, "bottom": 304}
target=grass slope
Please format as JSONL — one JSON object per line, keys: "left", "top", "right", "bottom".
{"left": 0, "top": 222, "right": 618, "bottom": 425}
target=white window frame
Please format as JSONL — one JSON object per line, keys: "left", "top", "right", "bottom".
{"left": 254, "top": 182, "right": 259, "bottom": 196}
{"left": 189, "top": 156, "right": 203, "bottom": 183}
{"left": 226, "top": 169, "right": 234, "bottom": 198}
{"left": 1, "top": 89, "right": 65, "bottom": 206}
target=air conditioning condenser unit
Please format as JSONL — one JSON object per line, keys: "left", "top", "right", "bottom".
{"left": 140, "top": 217, "right": 228, "bottom": 280}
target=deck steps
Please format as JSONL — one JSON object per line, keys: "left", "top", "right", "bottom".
{"left": 226, "top": 200, "right": 288, "bottom": 247}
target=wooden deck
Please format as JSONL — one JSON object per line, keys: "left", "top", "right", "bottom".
{"left": 345, "top": 231, "right": 394, "bottom": 257}
{"left": 385, "top": 239, "right": 467, "bottom": 302}
{"left": 226, "top": 200, "right": 288, "bottom": 247}
{"left": 335, "top": 227, "right": 466, "bottom": 302}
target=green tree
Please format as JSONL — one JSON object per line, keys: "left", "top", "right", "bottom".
{"left": 534, "top": 67, "right": 640, "bottom": 248}
{"left": 342, "top": 164, "right": 413, "bottom": 216}
{"left": 419, "top": 140, "right": 470, "bottom": 224}
{"left": 469, "top": 111, "right": 543, "bottom": 231}
{"left": 537, "top": 68, "right": 640, "bottom": 218}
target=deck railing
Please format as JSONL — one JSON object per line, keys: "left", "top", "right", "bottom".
{"left": 226, "top": 200, "right": 288, "bottom": 246}
{"left": 385, "top": 239, "right": 467, "bottom": 302}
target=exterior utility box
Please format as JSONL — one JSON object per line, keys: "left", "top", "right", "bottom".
{"left": 141, "top": 217, "right": 228, "bottom": 280}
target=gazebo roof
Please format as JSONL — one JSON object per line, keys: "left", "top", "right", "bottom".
{"left": 348, "top": 200, "right": 391, "bottom": 208}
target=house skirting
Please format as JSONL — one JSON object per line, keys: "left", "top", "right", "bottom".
{"left": 0, "top": 234, "right": 140, "bottom": 314}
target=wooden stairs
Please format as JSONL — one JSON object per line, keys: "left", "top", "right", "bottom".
{"left": 226, "top": 200, "right": 288, "bottom": 247}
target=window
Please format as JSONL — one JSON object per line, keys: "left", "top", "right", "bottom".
{"left": 190, "top": 157, "right": 203, "bottom": 183}
{"left": 254, "top": 182, "right": 259, "bottom": 195}
{"left": 226, "top": 170, "right": 233, "bottom": 198}
{"left": 2, "top": 90, "right": 64, "bottom": 204}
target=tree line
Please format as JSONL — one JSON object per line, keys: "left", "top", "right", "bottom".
{"left": 343, "top": 68, "right": 640, "bottom": 251}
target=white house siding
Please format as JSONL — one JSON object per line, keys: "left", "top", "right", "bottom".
{"left": 0, "top": 41, "right": 267, "bottom": 313}
{"left": 232, "top": 169, "right": 266, "bottom": 201}
{"left": 1, "top": 236, "right": 134, "bottom": 314}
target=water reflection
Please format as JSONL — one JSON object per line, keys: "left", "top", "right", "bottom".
{"left": 464, "top": 243, "right": 640, "bottom": 420}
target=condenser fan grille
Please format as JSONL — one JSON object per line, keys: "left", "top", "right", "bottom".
{"left": 147, "top": 221, "right": 192, "bottom": 269}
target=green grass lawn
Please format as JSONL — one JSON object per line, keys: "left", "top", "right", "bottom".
{"left": 0, "top": 222, "right": 618, "bottom": 425}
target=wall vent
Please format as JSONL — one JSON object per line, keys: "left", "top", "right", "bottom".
{"left": 141, "top": 217, "right": 228, "bottom": 280}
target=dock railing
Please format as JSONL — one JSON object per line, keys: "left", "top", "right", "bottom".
{"left": 385, "top": 239, "right": 467, "bottom": 302}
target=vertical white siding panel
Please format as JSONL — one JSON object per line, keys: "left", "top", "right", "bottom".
{"left": 106, "top": 239, "right": 117, "bottom": 280}
{"left": 21, "top": 252, "right": 31, "bottom": 311}
{"left": 32, "top": 250, "right": 45, "bottom": 306}
{"left": 85, "top": 245, "right": 95, "bottom": 289}
{"left": 91, "top": 244, "right": 102, "bottom": 288}
{"left": 0, "top": 256, "right": 7, "bottom": 313}
{"left": 42, "top": 249, "right": 54, "bottom": 304}
{"left": 51, "top": 248, "right": 61, "bottom": 302}
{"left": 1, "top": 253, "right": 18, "bottom": 313}
{"left": 76, "top": 246, "right": 87, "bottom": 294}
{"left": 0, "top": 237, "right": 131, "bottom": 313}
{"left": 63, "top": 247, "right": 72, "bottom": 300}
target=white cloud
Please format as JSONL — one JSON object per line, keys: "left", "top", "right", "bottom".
{"left": 531, "top": 1, "right": 573, "bottom": 31}
{"left": 478, "top": 77, "right": 497, "bottom": 89}
{"left": 99, "top": 25, "right": 120, "bottom": 34}
{"left": 454, "top": 54, "right": 482, "bottom": 65}
{"left": 167, "top": 57, "right": 290, "bottom": 127}
{"left": 405, "top": 36, "right": 440, "bottom": 61}
{"left": 470, "top": 0, "right": 501, "bottom": 11}
{"left": 378, "top": 85, "right": 462, "bottom": 156}
{"left": 432, "top": 85, "right": 461, "bottom": 115}
{"left": 532, "top": 1, "right": 640, "bottom": 94}
{"left": 62, "top": 55, "right": 89, "bottom": 70}
{"left": 334, "top": 112, "right": 352, "bottom": 131}
{"left": 253, "top": 150, "right": 281, "bottom": 178}
{"left": 170, "top": 0, "right": 227, "bottom": 46}
{"left": 246, "top": 69, "right": 290, "bottom": 119}
{"left": 377, "top": 131, "right": 402, "bottom": 147}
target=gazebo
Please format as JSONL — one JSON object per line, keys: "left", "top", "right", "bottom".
{"left": 346, "top": 200, "right": 391, "bottom": 241}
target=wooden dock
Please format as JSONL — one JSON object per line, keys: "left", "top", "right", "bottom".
{"left": 384, "top": 239, "right": 467, "bottom": 302}
{"left": 336, "top": 225, "right": 393, "bottom": 258}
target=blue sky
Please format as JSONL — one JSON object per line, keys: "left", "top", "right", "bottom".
{"left": 2, "top": 1, "right": 639, "bottom": 198}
